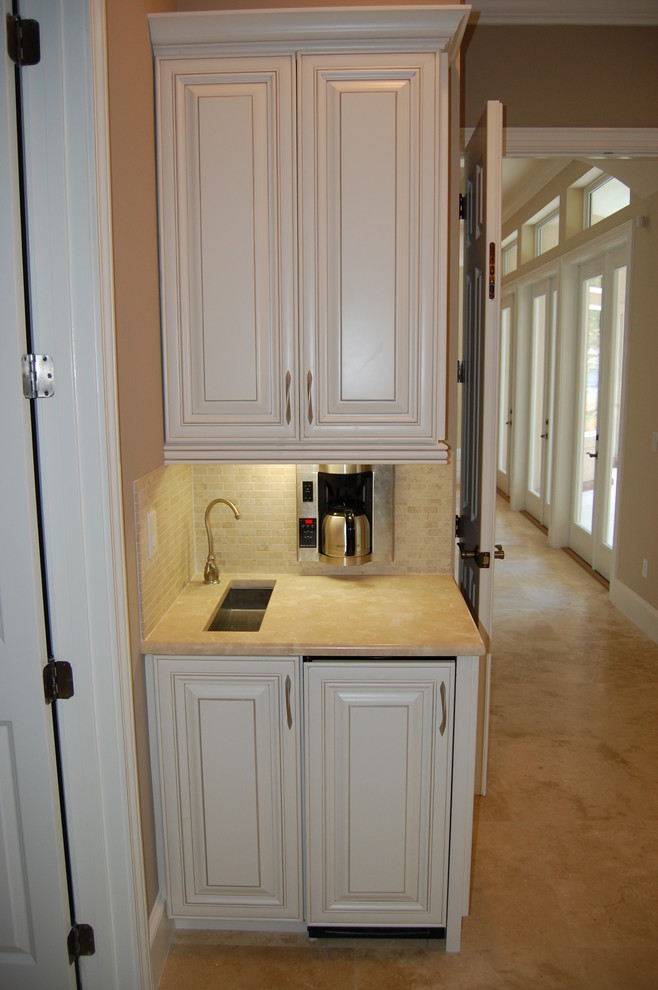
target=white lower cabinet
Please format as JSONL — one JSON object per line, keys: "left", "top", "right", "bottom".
{"left": 150, "top": 657, "right": 302, "bottom": 921}
{"left": 149, "top": 655, "right": 467, "bottom": 940}
{"left": 304, "top": 661, "right": 454, "bottom": 930}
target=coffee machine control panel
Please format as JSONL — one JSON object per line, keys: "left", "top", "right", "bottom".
{"left": 298, "top": 517, "right": 317, "bottom": 548}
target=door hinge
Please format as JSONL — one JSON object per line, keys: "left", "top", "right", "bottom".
{"left": 6, "top": 14, "right": 41, "bottom": 66}
{"left": 68, "top": 923, "right": 95, "bottom": 964}
{"left": 459, "top": 193, "right": 467, "bottom": 221}
{"left": 43, "top": 660, "right": 74, "bottom": 704}
{"left": 22, "top": 353, "right": 55, "bottom": 399}
{"left": 457, "top": 360, "right": 465, "bottom": 384}
{"left": 455, "top": 514, "right": 464, "bottom": 538}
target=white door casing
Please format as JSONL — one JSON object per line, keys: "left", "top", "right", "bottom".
{"left": 459, "top": 102, "right": 503, "bottom": 793}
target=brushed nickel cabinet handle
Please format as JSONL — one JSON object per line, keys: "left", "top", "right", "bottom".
{"left": 285, "top": 370, "right": 291, "bottom": 426}
{"left": 285, "top": 674, "right": 293, "bottom": 730}
{"left": 439, "top": 681, "right": 447, "bottom": 737}
{"left": 307, "top": 370, "right": 313, "bottom": 425}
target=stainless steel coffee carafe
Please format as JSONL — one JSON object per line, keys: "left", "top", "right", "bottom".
{"left": 320, "top": 498, "right": 371, "bottom": 565}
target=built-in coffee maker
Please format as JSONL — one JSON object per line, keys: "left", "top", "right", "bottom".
{"left": 317, "top": 464, "right": 373, "bottom": 566}
{"left": 298, "top": 463, "right": 389, "bottom": 567}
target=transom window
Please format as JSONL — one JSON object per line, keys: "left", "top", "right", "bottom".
{"left": 536, "top": 209, "right": 560, "bottom": 256}
{"left": 502, "top": 231, "right": 518, "bottom": 274}
{"left": 586, "top": 176, "right": 631, "bottom": 227}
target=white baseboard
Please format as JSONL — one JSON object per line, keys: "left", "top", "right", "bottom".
{"left": 149, "top": 892, "right": 174, "bottom": 990}
{"left": 610, "top": 578, "right": 658, "bottom": 645}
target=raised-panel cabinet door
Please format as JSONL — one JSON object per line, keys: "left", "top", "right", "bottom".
{"left": 305, "top": 662, "right": 454, "bottom": 928}
{"left": 299, "top": 53, "right": 447, "bottom": 447}
{"left": 156, "top": 56, "right": 297, "bottom": 452}
{"left": 154, "top": 658, "right": 302, "bottom": 920}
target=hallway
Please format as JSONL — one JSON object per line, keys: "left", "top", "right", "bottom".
{"left": 159, "top": 499, "right": 658, "bottom": 989}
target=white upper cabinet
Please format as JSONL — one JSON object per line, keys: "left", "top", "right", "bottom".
{"left": 299, "top": 53, "right": 442, "bottom": 445}
{"left": 155, "top": 55, "right": 297, "bottom": 448}
{"left": 150, "top": 7, "right": 469, "bottom": 462}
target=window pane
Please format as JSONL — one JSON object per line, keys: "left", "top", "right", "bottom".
{"left": 529, "top": 294, "right": 546, "bottom": 497}
{"left": 536, "top": 212, "right": 559, "bottom": 255}
{"left": 503, "top": 241, "right": 517, "bottom": 274}
{"left": 498, "top": 306, "right": 511, "bottom": 474}
{"left": 576, "top": 276, "right": 602, "bottom": 534}
{"left": 588, "top": 177, "right": 631, "bottom": 227}
{"left": 604, "top": 266, "right": 627, "bottom": 548}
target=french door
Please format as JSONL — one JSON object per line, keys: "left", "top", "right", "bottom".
{"left": 569, "top": 246, "right": 628, "bottom": 579}
{"left": 525, "top": 277, "right": 557, "bottom": 527}
{"left": 497, "top": 294, "right": 515, "bottom": 495}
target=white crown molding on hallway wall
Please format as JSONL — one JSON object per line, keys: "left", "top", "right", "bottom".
{"left": 461, "top": 127, "right": 658, "bottom": 158}
{"left": 469, "top": 0, "right": 658, "bottom": 26}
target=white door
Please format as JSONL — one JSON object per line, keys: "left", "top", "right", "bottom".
{"left": 0, "top": 11, "right": 75, "bottom": 985}
{"left": 497, "top": 293, "right": 515, "bottom": 495}
{"left": 459, "top": 101, "right": 503, "bottom": 792}
{"left": 305, "top": 662, "right": 454, "bottom": 928}
{"left": 525, "top": 277, "right": 557, "bottom": 527}
{"left": 569, "top": 246, "right": 629, "bottom": 579}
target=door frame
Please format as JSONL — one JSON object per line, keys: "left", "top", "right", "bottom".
{"left": 552, "top": 225, "right": 633, "bottom": 565}
{"left": 12, "top": 0, "right": 150, "bottom": 985}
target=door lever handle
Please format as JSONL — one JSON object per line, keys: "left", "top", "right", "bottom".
{"left": 586, "top": 451, "right": 598, "bottom": 458}
{"left": 458, "top": 542, "right": 491, "bottom": 569}
{"left": 494, "top": 544, "right": 505, "bottom": 560}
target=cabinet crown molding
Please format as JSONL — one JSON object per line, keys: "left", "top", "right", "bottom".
{"left": 148, "top": 6, "right": 470, "bottom": 59}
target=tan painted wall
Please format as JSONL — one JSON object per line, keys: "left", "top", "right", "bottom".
{"left": 105, "top": 0, "right": 176, "bottom": 913}
{"left": 462, "top": 25, "right": 658, "bottom": 128}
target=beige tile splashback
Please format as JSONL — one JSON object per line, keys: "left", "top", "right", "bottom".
{"left": 134, "top": 464, "right": 194, "bottom": 639}
{"left": 136, "top": 462, "right": 454, "bottom": 637}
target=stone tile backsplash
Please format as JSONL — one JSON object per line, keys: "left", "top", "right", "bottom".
{"left": 135, "top": 462, "right": 454, "bottom": 637}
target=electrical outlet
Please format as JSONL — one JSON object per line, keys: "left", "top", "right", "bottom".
{"left": 642, "top": 558, "right": 648, "bottom": 579}
{"left": 147, "top": 509, "right": 158, "bottom": 559}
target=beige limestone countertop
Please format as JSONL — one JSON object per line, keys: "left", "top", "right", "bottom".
{"left": 142, "top": 573, "right": 484, "bottom": 658}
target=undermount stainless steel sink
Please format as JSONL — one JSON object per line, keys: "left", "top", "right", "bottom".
{"left": 206, "top": 583, "right": 274, "bottom": 632}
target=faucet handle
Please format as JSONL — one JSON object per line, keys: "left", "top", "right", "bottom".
{"left": 204, "top": 554, "right": 220, "bottom": 584}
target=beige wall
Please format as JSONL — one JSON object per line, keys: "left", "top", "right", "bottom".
{"left": 106, "top": 0, "right": 176, "bottom": 913}
{"left": 462, "top": 25, "right": 658, "bottom": 128}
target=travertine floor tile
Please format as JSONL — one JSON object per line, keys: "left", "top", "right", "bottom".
{"left": 157, "top": 499, "right": 658, "bottom": 990}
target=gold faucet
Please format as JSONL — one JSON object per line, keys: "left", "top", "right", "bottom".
{"left": 203, "top": 497, "right": 241, "bottom": 584}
